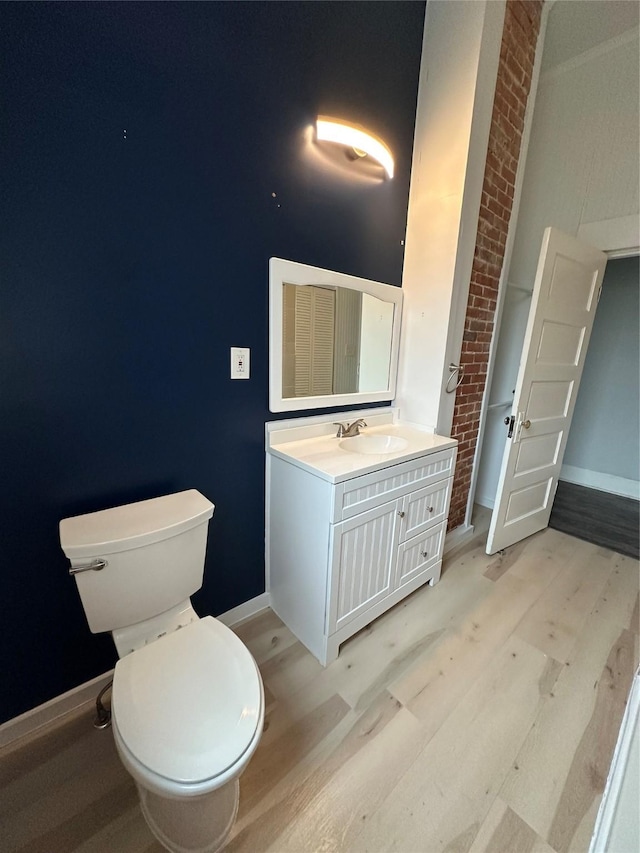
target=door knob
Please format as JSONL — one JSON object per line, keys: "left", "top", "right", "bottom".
{"left": 522, "top": 419, "right": 531, "bottom": 429}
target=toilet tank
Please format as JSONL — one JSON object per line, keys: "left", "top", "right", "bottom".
{"left": 60, "top": 490, "right": 214, "bottom": 634}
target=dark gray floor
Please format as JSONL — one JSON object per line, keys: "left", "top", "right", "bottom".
{"left": 549, "top": 481, "right": 639, "bottom": 559}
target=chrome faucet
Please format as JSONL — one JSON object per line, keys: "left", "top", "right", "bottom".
{"left": 334, "top": 419, "right": 367, "bottom": 438}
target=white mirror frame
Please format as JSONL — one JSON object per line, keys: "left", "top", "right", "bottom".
{"left": 269, "top": 257, "right": 403, "bottom": 413}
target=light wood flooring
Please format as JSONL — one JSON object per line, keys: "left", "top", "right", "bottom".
{"left": 1, "top": 524, "right": 638, "bottom": 853}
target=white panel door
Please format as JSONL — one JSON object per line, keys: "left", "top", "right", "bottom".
{"left": 486, "top": 227, "right": 607, "bottom": 555}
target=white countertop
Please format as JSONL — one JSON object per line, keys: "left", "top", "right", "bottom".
{"left": 268, "top": 421, "right": 457, "bottom": 484}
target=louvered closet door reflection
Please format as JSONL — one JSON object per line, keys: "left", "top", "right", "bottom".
{"left": 294, "top": 286, "right": 335, "bottom": 397}
{"left": 329, "top": 501, "right": 397, "bottom": 633}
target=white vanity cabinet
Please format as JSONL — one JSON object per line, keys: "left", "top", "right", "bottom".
{"left": 267, "top": 438, "right": 456, "bottom": 666}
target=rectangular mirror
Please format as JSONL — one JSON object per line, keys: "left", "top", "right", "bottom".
{"left": 269, "top": 258, "right": 403, "bottom": 413}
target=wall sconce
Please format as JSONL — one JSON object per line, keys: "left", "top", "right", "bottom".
{"left": 315, "top": 116, "right": 394, "bottom": 179}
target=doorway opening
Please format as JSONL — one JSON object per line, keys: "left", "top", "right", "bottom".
{"left": 475, "top": 253, "right": 639, "bottom": 557}
{"left": 467, "top": 0, "right": 639, "bottom": 557}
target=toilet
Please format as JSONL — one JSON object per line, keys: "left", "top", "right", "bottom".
{"left": 59, "top": 489, "right": 264, "bottom": 853}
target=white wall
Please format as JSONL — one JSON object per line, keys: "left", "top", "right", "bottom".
{"left": 510, "top": 25, "right": 640, "bottom": 289}
{"left": 476, "top": 7, "right": 640, "bottom": 508}
{"left": 562, "top": 256, "right": 640, "bottom": 498}
{"left": 395, "top": 0, "right": 505, "bottom": 432}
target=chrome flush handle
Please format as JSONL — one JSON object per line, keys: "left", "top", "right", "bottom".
{"left": 68, "top": 559, "right": 108, "bottom": 576}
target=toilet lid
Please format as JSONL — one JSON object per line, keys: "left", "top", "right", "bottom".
{"left": 112, "top": 617, "right": 262, "bottom": 785}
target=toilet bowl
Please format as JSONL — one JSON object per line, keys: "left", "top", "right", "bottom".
{"left": 111, "top": 617, "right": 264, "bottom": 853}
{"left": 59, "top": 490, "right": 264, "bottom": 853}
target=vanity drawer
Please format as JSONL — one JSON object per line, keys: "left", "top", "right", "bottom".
{"left": 396, "top": 522, "right": 446, "bottom": 590}
{"left": 398, "top": 479, "right": 452, "bottom": 543}
{"left": 333, "top": 447, "right": 455, "bottom": 522}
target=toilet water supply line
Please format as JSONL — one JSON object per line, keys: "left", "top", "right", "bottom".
{"left": 94, "top": 681, "right": 113, "bottom": 729}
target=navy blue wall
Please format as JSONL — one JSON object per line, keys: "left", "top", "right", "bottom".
{"left": 0, "top": 1, "right": 424, "bottom": 723}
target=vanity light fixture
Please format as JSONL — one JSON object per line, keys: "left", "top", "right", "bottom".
{"left": 315, "top": 116, "right": 394, "bottom": 179}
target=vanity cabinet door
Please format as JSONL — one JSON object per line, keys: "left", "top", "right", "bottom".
{"left": 396, "top": 522, "right": 446, "bottom": 590}
{"left": 328, "top": 501, "right": 398, "bottom": 634}
{"left": 398, "top": 480, "right": 451, "bottom": 543}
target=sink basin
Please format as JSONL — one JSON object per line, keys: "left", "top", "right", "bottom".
{"left": 339, "top": 434, "right": 409, "bottom": 455}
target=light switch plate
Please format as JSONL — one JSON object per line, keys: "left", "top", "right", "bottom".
{"left": 230, "top": 347, "right": 250, "bottom": 379}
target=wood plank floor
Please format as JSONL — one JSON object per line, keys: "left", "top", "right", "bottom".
{"left": 1, "top": 524, "right": 638, "bottom": 853}
{"left": 549, "top": 481, "right": 639, "bottom": 560}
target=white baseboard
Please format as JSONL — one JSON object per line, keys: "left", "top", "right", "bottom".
{"left": 444, "top": 522, "right": 475, "bottom": 555}
{"left": 474, "top": 492, "right": 495, "bottom": 510}
{"left": 560, "top": 465, "right": 640, "bottom": 501}
{"left": 0, "top": 669, "right": 114, "bottom": 750}
{"left": 216, "top": 592, "right": 270, "bottom": 628}
{"left": 0, "top": 593, "right": 272, "bottom": 750}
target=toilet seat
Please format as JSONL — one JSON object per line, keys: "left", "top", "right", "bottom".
{"left": 112, "top": 616, "right": 263, "bottom": 795}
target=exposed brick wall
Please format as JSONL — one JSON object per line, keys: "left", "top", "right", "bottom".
{"left": 448, "top": 0, "right": 544, "bottom": 530}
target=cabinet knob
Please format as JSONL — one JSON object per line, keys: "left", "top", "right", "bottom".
{"left": 428, "top": 506, "right": 434, "bottom": 513}
{"left": 422, "top": 551, "right": 429, "bottom": 558}
{"left": 397, "top": 511, "right": 405, "bottom": 519}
